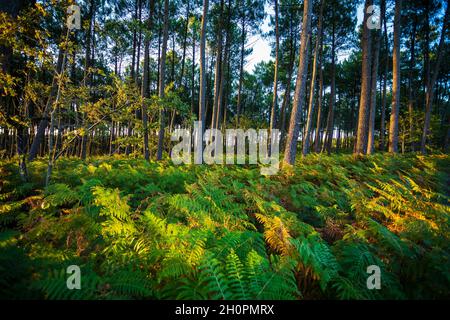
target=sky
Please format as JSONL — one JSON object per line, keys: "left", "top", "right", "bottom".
{"left": 244, "top": 2, "right": 365, "bottom": 72}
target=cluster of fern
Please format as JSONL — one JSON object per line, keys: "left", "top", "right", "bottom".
{"left": 0, "top": 153, "right": 449, "bottom": 299}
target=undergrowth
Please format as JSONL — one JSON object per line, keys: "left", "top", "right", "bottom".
{"left": 0, "top": 153, "right": 449, "bottom": 299}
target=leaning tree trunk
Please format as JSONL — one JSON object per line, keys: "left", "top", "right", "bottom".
{"left": 283, "top": 0, "right": 312, "bottom": 165}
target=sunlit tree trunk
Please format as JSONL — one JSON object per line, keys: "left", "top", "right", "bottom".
{"left": 355, "top": 0, "right": 373, "bottom": 155}
{"left": 269, "top": 0, "right": 280, "bottom": 141}
{"left": 303, "top": 0, "right": 324, "bottom": 156}
{"left": 283, "top": 0, "right": 312, "bottom": 165}
{"left": 388, "top": 0, "right": 402, "bottom": 153}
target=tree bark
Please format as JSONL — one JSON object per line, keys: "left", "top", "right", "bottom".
{"left": 313, "top": 54, "right": 324, "bottom": 153}
{"left": 236, "top": 3, "right": 246, "bottom": 127}
{"left": 283, "top": 0, "right": 312, "bottom": 165}
{"left": 367, "top": 0, "right": 384, "bottom": 154}
{"left": 407, "top": 15, "right": 417, "bottom": 151}
{"left": 303, "top": 0, "right": 324, "bottom": 156}
{"left": 156, "top": 0, "right": 169, "bottom": 160}
{"left": 269, "top": 0, "right": 280, "bottom": 138}
{"left": 196, "top": 0, "right": 209, "bottom": 163}
{"left": 379, "top": 10, "right": 388, "bottom": 151}
{"left": 388, "top": 0, "right": 402, "bottom": 153}
{"left": 141, "top": 0, "right": 154, "bottom": 161}
{"left": 324, "top": 15, "right": 336, "bottom": 154}
{"left": 355, "top": 0, "right": 373, "bottom": 155}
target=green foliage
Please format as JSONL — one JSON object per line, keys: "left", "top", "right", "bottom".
{"left": 0, "top": 154, "right": 449, "bottom": 299}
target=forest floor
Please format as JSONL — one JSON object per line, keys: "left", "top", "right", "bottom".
{"left": 0, "top": 153, "right": 449, "bottom": 299}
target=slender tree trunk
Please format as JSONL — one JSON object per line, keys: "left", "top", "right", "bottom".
{"left": 211, "top": 0, "right": 224, "bottom": 131}
{"left": 388, "top": 0, "right": 402, "bottom": 153}
{"left": 302, "top": 0, "right": 324, "bottom": 156}
{"left": 367, "top": 0, "right": 384, "bottom": 154}
{"left": 280, "top": 17, "right": 295, "bottom": 145}
{"left": 156, "top": 0, "right": 169, "bottom": 161}
{"left": 314, "top": 55, "right": 324, "bottom": 153}
{"left": 407, "top": 16, "right": 417, "bottom": 151}
{"left": 196, "top": 0, "right": 209, "bottom": 163}
{"left": 379, "top": 12, "right": 388, "bottom": 151}
{"left": 270, "top": 0, "right": 280, "bottom": 138}
{"left": 80, "top": 0, "right": 96, "bottom": 160}
{"left": 191, "top": 27, "right": 196, "bottom": 115}
{"left": 179, "top": 2, "right": 190, "bottom": 88}
{"left": 141, "top": 0, "right": 154, "bottom": 161}
{"left": 217, "top": 0, "right": 232, "bottom": 131}
{"left": 355, "top": 0, "right": 373, "bottom": 155}
{"left": 421, "top": 0, "right": 449, "bottom": 154}
{"left": 283, "top": 0, "right": 312, "bottom": 165}
{"left": 423, "top": 2, "right": 431, "bottom": 109}
{"left": 236, "top": 5, "right": 246, "bottom": 127}
{"left": 324, "top": 17, "right": 336, "bottom": 154}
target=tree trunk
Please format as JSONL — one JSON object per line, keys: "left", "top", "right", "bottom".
{"left": 279, "top": 16, "right": 295, "bottom": 145}
{"left": 80, "top": 0, "right": 96, "bottom": 160}
{"left": 302, "top": 0, "right": 324, "bottom": 156}
{"left": 211, "top": 0, "right": 224, "bottom": 131}
{"left": 269, "top": 0, "right": 280, "bottom": 138}
{"left": 388, "top": 0, "right": 402, "bottom": 153}
{"left": 283, "top": 0, "right": 312, "bottom": 165}
{"left": 313, "top": 55, "right": 324, "bottom": 153}
{"left": 191, "top": 26, "right": 196, "bottom": 115}
{"left": 196, "top": 0, "right": 209, "bottom": 163}
{"left": 367, "top": 0, "right": 384, "bottom": 154}
{"left": 156, "top": 0, "right": 169, "bottom": 161}
{"left": 355, "top": 0, "right": 373, "bottom": 155}
{"left": 379, "top": 12, "right": 388, "bottom": 151}
{"left": 141, "top": 0, "right": 155, "bottom": 161}
{"left": 236, "top": 4, "right": 246, "bottom": 127}
{"left": 217, "top": 0, "right": 232, "bottom": 131}
{"left": 407, "top": 15, "right": 417, "bottom": 151}
{"left": 179, "top": 2, "right": 190, "bottom": 88}
{"left": 324, "top": 16, "right": 336, "bottom": 154}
